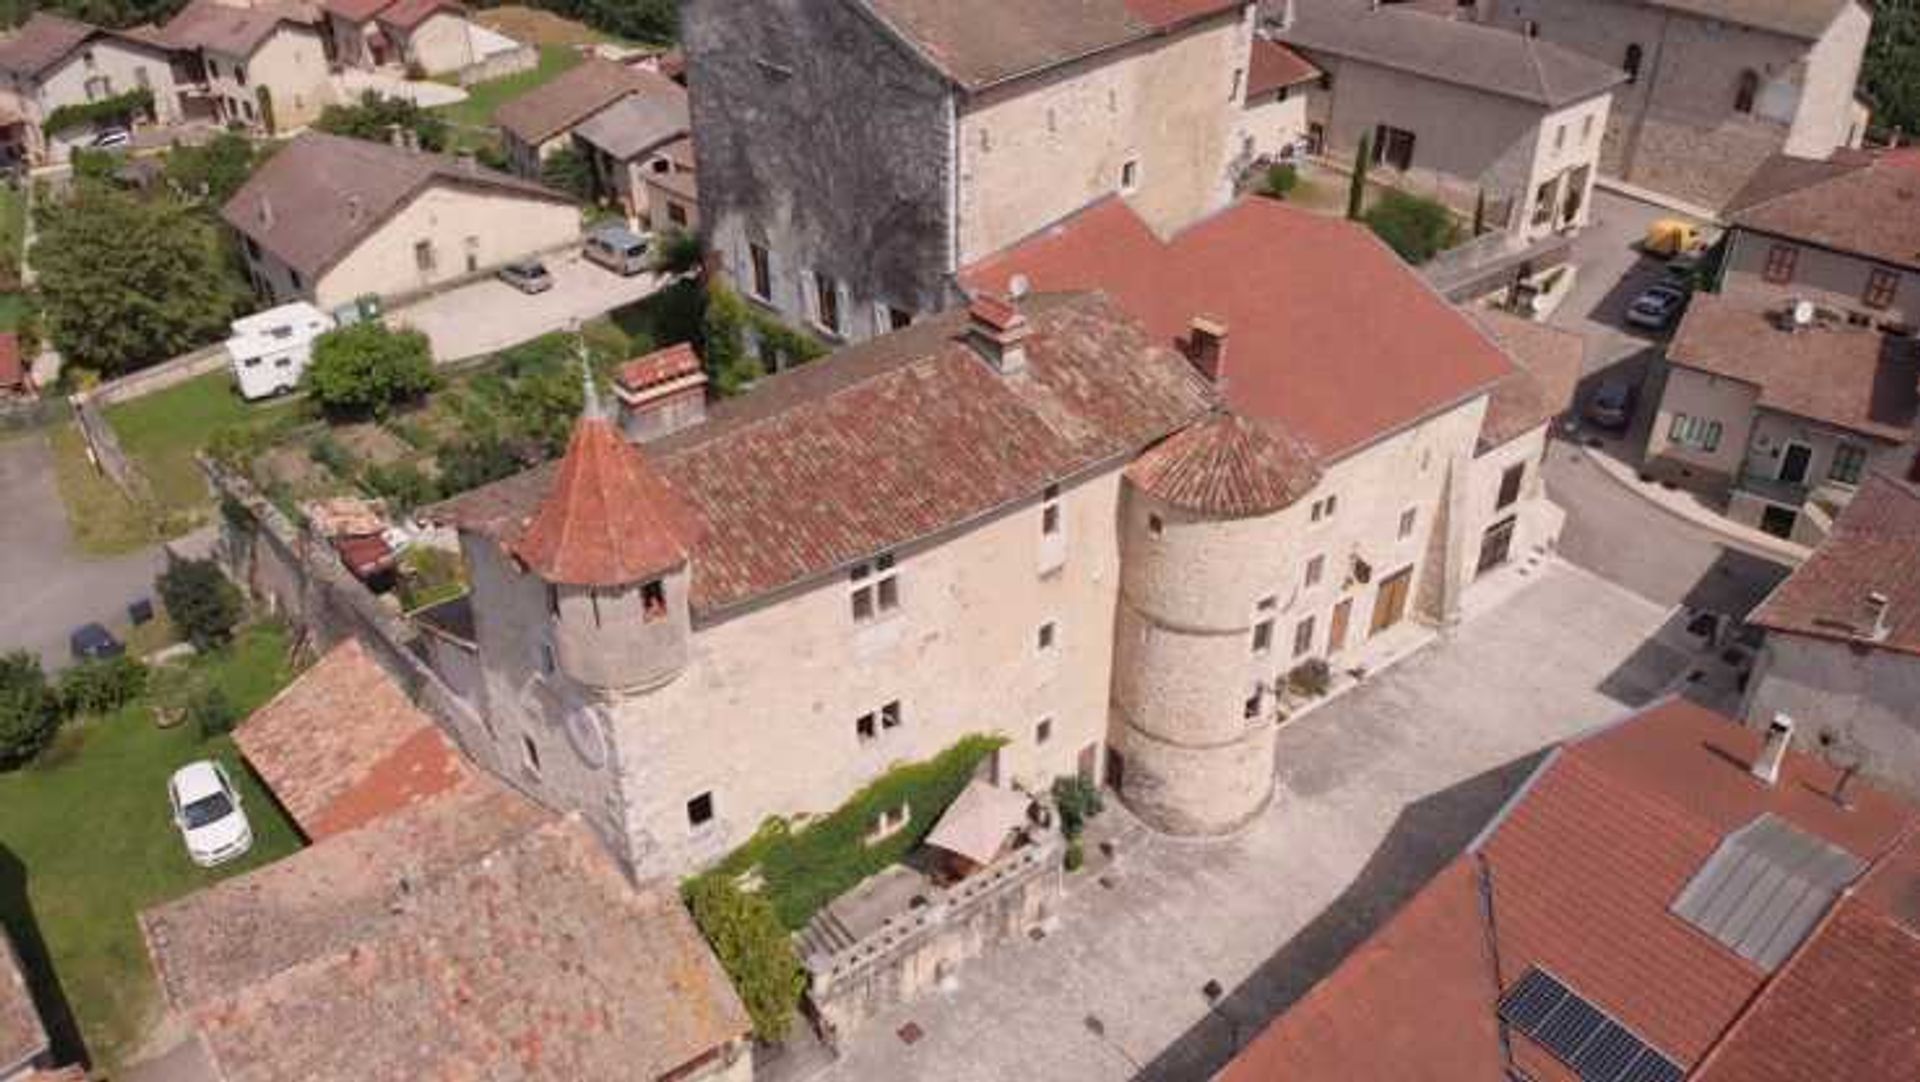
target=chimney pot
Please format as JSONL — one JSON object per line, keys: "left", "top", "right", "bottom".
{"left": 1186, "top": 315, "right": 1229, "bottom": 385}
{"left": 1752, "top": 713, "right": 1795, "bottom": 786}
{"left": 968, "top": 294, "right": 1030, "bottom": 375}
{"left": 1865, "top": 590, "right": 1891, "bottom": 642}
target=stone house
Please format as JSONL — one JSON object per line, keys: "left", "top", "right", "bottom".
{"left": 1474, "top": 0, "right": 1874, "bottom": 211}
{"left": 160, "top": 0, "right": 334, "bottom": 133}
{"left": 424, "top": 197, "right": 1574, "bottom": 874}
{"left": 1644, "top": 292, "right": 1919, "bottom": 546}
{"left": 1280, "top": 1, "right": 1622, "bottom": 238}
{"left": 496, "top": 57, "right": 655, "bottom": 174}
{"left": 1743, "top": 474, "right": 1920, "bottom": 800}
{"left": 1236, "top": 35, "right": 1319, "bottom": 166}
{"left": 1721, "top": 148, "right": 1920, "bottom": 333}
{"left": 321, "top": 0, "right": 485, "bottom": 76}
{"left": 0, "top": 12, "right": 182, "bottom": 165}
{"left": 221, "top": 131, "right": 579, "bottom": 311}
{"left": 683, "top": 0, "right": 1256, "bottom": 348}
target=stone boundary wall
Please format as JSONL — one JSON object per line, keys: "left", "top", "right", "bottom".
{"left": 83, "top": 342, "right": 228, "bottom": 408}
{"left": 455, "top": 43, "right": 539, "bottom": 86}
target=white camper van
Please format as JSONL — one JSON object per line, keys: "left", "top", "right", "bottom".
{"left": 227, "top": 302, "right": 334, "bottom": 400}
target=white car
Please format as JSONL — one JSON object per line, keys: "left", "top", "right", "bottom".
{"left": 168, "top": 760, "right": 253, "bottom": 867}
{"left": 89, "top": 127, "right": 131, "bottom": 149}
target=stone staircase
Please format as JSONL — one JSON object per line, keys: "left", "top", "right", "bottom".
{"left": 797, "top": 906, "right": 859, "bottom": 963}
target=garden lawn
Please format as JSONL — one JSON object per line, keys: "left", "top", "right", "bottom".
{"left": 45, "top": 423, "right": 154, "bottom": 556}
{"left": 106, "top": 370, "right": 303, "bottom": 523}
{"left": 434, "top": 45, "right": 582, "bottom": 129}
{"left": 0, "top": 625, "right": 303, "bottom": 1068}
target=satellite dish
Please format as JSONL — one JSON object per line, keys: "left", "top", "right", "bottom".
{"left": 1791, "top": 299, "right": 1815, "bottom": 327}
{"left": 1008, "top": 273, "right": 1031, "bottom": 299}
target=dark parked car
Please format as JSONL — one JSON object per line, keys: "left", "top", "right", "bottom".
{"left": 1584, "top": 377, "right": 1639, "bottom": 430}
{"left": 1625, "top": 283, "right": 1689, "bottom": 331}
{"left": 69, "top": 622, "right": 124, "bottom": 661}
{"left": 496, "top": 259, "right": 554, "bottom": 294}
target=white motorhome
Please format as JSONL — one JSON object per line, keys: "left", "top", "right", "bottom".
{"left": 227, "top": 301, "right": 333, "bottom": 400}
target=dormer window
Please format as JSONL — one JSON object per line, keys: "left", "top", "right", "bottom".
{"left": 642, "top": 579, "right": 667, "bottom": 622}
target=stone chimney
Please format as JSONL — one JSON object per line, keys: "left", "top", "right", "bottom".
{"left": 968, "top": 294, "right": 1030, "bottom": 375}
{"left": 258, "top": 194, "right": 273, "bottom": 229}
{"left": 1751, "top": 713, "right": 1795, "bottom": 786}
{"left": 1186, "top": 315, "right": 1229, "bottom": 385}
{"left": 613, "top": 343, "right": 709, "bottom": 443}
{"left": 1864, "top": 590, "right": 1891, "bottom": 642}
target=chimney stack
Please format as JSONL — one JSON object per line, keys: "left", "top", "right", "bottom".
{"left": 968, "top": 294, "right": 1030, "bottom": 375}
{"left": 1864, "top": 590, "right": 1891, "bottom": 642}
{"left": 258, "top": 194, "right": 273, "bottom": 229}
{"left": 1186, "top": 315, "right": 1229, "bottom": 385}
{"left": 1751, "top": 713, "right": 1795, "bottom": 787}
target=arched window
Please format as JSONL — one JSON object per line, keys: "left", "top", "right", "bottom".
{"left": 1623, "top": 44, "right": 1643, "bottom": 84}
{"left": 1735, "top": 69, "right": 1760, "bottom": 114}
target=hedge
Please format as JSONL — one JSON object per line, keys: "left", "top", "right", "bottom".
{"left": 45, "top": 88, "right": 153, "bottom": 136}
{"left": 692, "top": 733, "right": 1004, "bottom": 930}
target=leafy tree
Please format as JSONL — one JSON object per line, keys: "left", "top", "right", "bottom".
{"left": 437, "top": 434, "right": 523, "bottom": 495}
{"left": 33, "top": 187, "right": 245, "bottom": 375}
{"left": 1261, "top": 162, "right": 1299, "bottom": 199}
{"left": 165, "top": 132, "right": 262, "bottom": 204}
{"left": 68, "top": 148, "right": 121, "bottom": 187}
{"left": 157, "top": 558, "right": 244, "bottom": 650}
{"left": 314, "top": 92, "right": 448, "bottom": 152}
{"left": 1866, "top": 0, "right": 1920, "bottom": 140}
{"left": 0, "top": 651, "right": 58, "bottom": 767}
{"left": 189, "top": 684, "right": 237, "bottom": 740}
{"left": 701, "top": 281, "right": 763, "bottom": 396}
{"left": 539, "top": 145, "right": 595, "bottom": 201}
{"left": 361, "top": 460, "right": 437, "bottom": 511}
{"left": 56, "top": 655, "right": 147, "bottom": 717}
{"left": 651, "top": 229, "right": 703, "bottom": 277}
{"left": 1347, "top": 133, "right": 1371, "bottom": 220}
{"left": 306, "top": 323, "right": 437, "bottom": 418}
{"left": 683, "top": 877, "right": 806, "bottom": 1042}
{"left": 1365, "top": 190, "right": 1462, "bottom": 265}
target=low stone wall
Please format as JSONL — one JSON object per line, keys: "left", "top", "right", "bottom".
{"left": 84, "top": 342, "right": 228, "bottom": 408}
{"left": 455, "top": 43, "right": 539, "bottom": 86}
{"left": 805, "top": 838, "right": 1063, "bottom": 1044}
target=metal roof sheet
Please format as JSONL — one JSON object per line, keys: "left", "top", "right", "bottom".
{"left": 1672, "top": 813, "right": 1866, "bottom": 972}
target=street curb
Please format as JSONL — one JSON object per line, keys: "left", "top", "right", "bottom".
{"left": 1565, "top": 439, "right": 1808, "bottom": 566}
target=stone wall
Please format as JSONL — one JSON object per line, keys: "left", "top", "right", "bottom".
{"left": 1743, "top": 633, "right": 1920, "bottom": 800}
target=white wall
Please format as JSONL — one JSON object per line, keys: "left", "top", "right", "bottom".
{"left": 311, "top": 184, "right": 579, "bottom": 308}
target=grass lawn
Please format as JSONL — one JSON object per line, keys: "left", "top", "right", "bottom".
{"left": 105, "top": 371, "right": 304, "bottom": 525}
{"left": 0, "top": 182, "right": 29, "bottom": 334}
{"left": 45, "top": 423, "right": 156, "bottom": 557}
{"left": 0, "top": 624, "right": 304, "bottom": 1068}
{"left": 434, "top": 45, "right": 582, "bottom": 129}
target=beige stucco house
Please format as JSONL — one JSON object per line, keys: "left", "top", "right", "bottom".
{"left": 1645, "top": 292, "right": 1918, "bottom": 546}
{"left": 1475, "top": 0, "right": 1874, "bottom": 211}
{"left": 1281, "top": 1, "right": 1622, "bottom": 239}
{"left": 1236, "top": 35, "right": 1319, "bottom": 166}
{"left": 1742, "top": 474, "right": 1920, "bottom": 800}
{"left": 222, "top": 132, "right": 579, "bottom": 311}
{"left": 0, "top": 12, "right": 181, "bottom": 165}
{"left": 321, "top": 0, "right": 486, "bottom": 76}
{"left": 161, "top": 0, "right": 334, "bottom": 133}
{"left": 685, "top": 0, "right": 1257, "bottom": 349}
{"left": 1721, "top": 149, "right": 1920, "bottom": 333}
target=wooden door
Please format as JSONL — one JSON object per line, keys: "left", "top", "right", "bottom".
{"left": 1370, "top": 567, "right": 1413, "bottom": 635}
{"left": 1328, "top": 599, "right": 1353, "bottom": 654}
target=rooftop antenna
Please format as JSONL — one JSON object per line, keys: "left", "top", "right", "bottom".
{"left": 573, "top": 319, "right": 604, "bottom": 421}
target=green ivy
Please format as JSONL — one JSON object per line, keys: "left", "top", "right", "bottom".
{"left": 45, "top": 87, "right": 154, "bottom": 136}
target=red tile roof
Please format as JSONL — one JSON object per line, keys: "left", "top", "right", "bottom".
{"left": 961, "top": 197, "right": 1513, "bottom": 464}
{"left": 319, "top": 0, "right": 390, "bottom": 24}
{"left": 1730, "top": 148, "right": 1920, "bottom": 272}
{"left": 1749, "top": 475, "right": 1920, "bottom": 657}
{"left": 615, "top": 342, "right": 702, "bottom": 393}
{"left": 0, "top": 332, "right": 25, "bottom": 392}
{"left": 1217, "top": 698, "right": 1920, "bottom": 1082}
{"left": 373, "top": 0, "right": 459, "bottom": 31}
{"left": 234, "top": 640, "right": 471, "bottom": 840}
{"left": 1126, "top": 411, "right": 1321, "bottom": 517}
{"left": 512, "top": 413, "right": 701, "bottom": 587}
{"left": 1246, "top": 37, "right": 1320, "bottom": 98}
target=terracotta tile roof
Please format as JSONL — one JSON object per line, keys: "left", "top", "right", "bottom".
{"left": 162, "top": 0, "right": 315, "bottom": 57}
{"left": 511, "top": 413, "right": 702, "bottom": 586}
{"left": 616, "top": 342, "right": 701, "bottom": 392}
{"left": 1473, "top": 309, "right": 1583, "bottom": 452}
{"left": 1749, "top": 474, "right": 1920, "bottom": 657}
{"left": 1217, "top": 698, "right": 1920, "bottom": 1082}
{"left": 496, "top": 57, "right": 661, "bottom": 144}
{"left": 432, "top": 292, "right": 1212, "bottom": 613}
{"left": 859, "top": 0, "right": 1244, "bottom": 91}
{"left": 1246, "top": 37, "right": 1320, "bottom": 98}
{"left": 0, "top": 12, "right": 99, "bottom": 79}
{"left": 374, "top": 0, "right": 460, "bottom": 32}
{"left": 1282, "top": 3, "right": 1625, "bottom": 108}
{"left": 1, "top": 930, "right": 48, "bottom": 1078}
{"left": 221, "top": 132, "right": 572, "bottom": 283}
{"left": 320, "top": 0, "right": 390, "bottom": 23}
{"left": 962, "top": 197, "right": 1513, "bottom": 463}
{"left": 1667, "top": 293, "right": 1920, "bottom": 442}
{"left": 0, "top": 333, "right": 25, "bottom": 392}
{"left": 1729, "top": 149, "right": 1920, "bottom": 272}
{"left": 1127, "top": 411, "right": 1321, "bottom": 517}
{"left": 568, "top": 70, "right": 689, "bottom": 160}
{"left": 234, "top": 640, "right": 472, "bottom": 839}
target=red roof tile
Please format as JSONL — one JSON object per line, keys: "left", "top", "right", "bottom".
{"left": 962, "top": 197, "right": 1513, "bottom": 463}
{"left": 511, "top": 414, "right": 700, "bottom": 587}
{"left": 1730, "top": 148, "right": 1920, "bottom": 272}
{"left": 1472, "top": 309, "right": 1583, "bottom": 452}
{"left": 1749, "top": 474, "right": 1920, "bottom": 657}
{"left": 319, "top": 0, "right": 390, "bottom": 24}
{"left": 1246, "top": 37, "right": 1320, "bottom": 97}
{"left": 374, "top": 0, "right": 459, "bottom": 31}
{"left": 1126, "top": 411, "right": 1321, "bottom": 517}
{"left": 615, "top": 342, "right": 702, "bottom": 393}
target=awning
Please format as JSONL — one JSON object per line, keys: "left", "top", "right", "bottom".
{"left": 924, "top": 779, "right": 1030, "bottom": 868}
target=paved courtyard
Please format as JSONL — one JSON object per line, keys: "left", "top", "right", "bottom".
{"left": 390, "top": 249, "right": 666, "bottom": 362}
{"left": 819, "top": 561, "right": 1692, "bottom": 1082}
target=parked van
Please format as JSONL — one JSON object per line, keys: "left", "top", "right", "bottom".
{"left": 584, "top": 224, "right": 649, "bottom": 276}
{"left": 227, "top": 301, "right": 334, "bottom": 400}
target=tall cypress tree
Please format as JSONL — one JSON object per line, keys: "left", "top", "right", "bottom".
{"left": 1348, "top": 133, "right": 1372, "bottom": 221}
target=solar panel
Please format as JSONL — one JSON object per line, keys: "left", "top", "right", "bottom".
{"left": 1497, "top": 968, "right": 1686, "bottom": 1082}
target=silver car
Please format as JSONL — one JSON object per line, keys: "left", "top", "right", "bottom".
{"left": 497, "top": 259, "right": 554, "bottom": 295}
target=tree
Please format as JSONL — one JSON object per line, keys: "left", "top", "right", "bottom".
{"left": 306, "top": 323, "right": 437, "bottom": 418}
{"left": 1347, "top": 133, "right": 1371, "bottom": 221}
{"left": 1866, "top": 0, "right": 1920, "bottom": 140}
{"left": 540, "top": 145, "right": 595, "bottom": 201}
{"left": 437, "top": 434, "right": 522, "bottom": 495}
{"left": 157, "top": 558, "right": 245, "bottom": 650}
{"left": 1365, "top": 190, "right": 1463, "bottom": 266}
{"left": 56, "top": 655, "right": 147, "bottom": 717}
{"left": 314, "top": 92, "right": 448, "bottom": 152}
{"left": 165, "top": 132, "right": 262, "bottom": 204}
{"left": 651, "top": 230, "right": 703, "bottom": 277}
{"left": 33, "top": 188, "right": 245, "bottom": 376}
{"left": 0, "top": 651, "right": 57, "bottom": 767}
{"left": 683, "top": 877, "right": 806, "bottom": 1042}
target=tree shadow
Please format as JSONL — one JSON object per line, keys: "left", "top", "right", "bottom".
{"left": 0, "top": 843, "right": 87, "bottom": 1070}
{"left": 1134, "top": 751, "right": 1550, "bottom": 1082}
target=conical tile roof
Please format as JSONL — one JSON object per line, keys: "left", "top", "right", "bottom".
{"left": 511, "top": 415, "right": 701, "bottom": 586}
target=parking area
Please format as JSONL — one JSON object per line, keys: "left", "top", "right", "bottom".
{"left": 390, "top": 248, "right": 666, "bottom": 362}
{"left": 817, "top": 561, "right": 1696, "bottom": 1082}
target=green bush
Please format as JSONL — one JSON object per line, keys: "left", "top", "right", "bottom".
{"left": 362, "top": 461, "right": 437, "bottom": 511}
{"left": 1364, "top": 191, "right": 1463, "bottom": 266}
{"left": 1064, "top": 839, "right": 1086, "bottom": 873}
{"left": 1263, "top": 163, "right": 1299, "bottom": 199}
{"left": 189, "top": 685, "right": 237, "bottom": 740}
{"left": 306, "top": 324, "right": 437, "bottom": 419}
{"left": 436, "top": 435, "right": 522, "bottom": 495}
{"left": 1288, "top": 658, "right": 1333, "bottom": 698}
{"left": 157, "top": 558, "right": 244, "bottom": 650}
{"left": 540, "top": 145, "right": 595, "bottom": 202}
{"left": 682, "top": 877, "right": 805, "bottom": 1042}
{"left": 44, "top": 87, "right": 153, "bottom": 136}
{"left": 314, "top": 91, "right": 447, "bottom": 152}
{"left": 307, "top": 433, "right": 359, "bottom": 477}
{"left": 697, "top": 734, "right": 1004, "bottom": 929}
{"left": 56, "top": 656, "right": 147, "bottom": 718}
{"left": 0, "top": 651, "right": 58, "bottom": 767}
{"left": 651, "top": 230, "right": 703, "bottom": 277}
{"left": 1051, "top": 775, "right": 1104, "bottom": 840}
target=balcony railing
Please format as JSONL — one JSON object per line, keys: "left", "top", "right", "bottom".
{"left": 1736, "top": 467, "right": 1809, "bottom": 508}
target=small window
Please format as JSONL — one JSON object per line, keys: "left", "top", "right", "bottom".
{"left": 1310, "top": 495, "right": 1338, "bottom": 522}
{"left": 1522, "top": 19, "right": 1539, "bottom": 37}
{"left": 1734, "top": 69, "right": 1760, "bottom": 115}
{"left": 1497, "top": 463, "right": 1526, "bottom": 510}
{"left": 538, "top": 641, "right": 556, "bottom": 676}
{"left": 1864, "top": 268, "right": 1900, "bottom": 310}
{"left": 1830, "top": 443, "right": 1867, "bottom": 485}
{"left": 1581, "top": 114, "right": 1595, "bottom": 141}
{"left": 1120, "top": 158, "right": 1139, "bottom": 193}
{"left": 1305, "top": 554, "right": 1325, "bottom": 587}
{"left": 813, "top": 271, "right": 842, "bottom": 334}
{"left": 850, "top": 554, "right": 900, "bottom": 622}
{"left": 1554, "top": 124, "right": 1567, "bottom": 152}
{"left": 668, "top": 202, "right": 688, "bottom": 227}
{"left": 520, "top": 735, "right": 541, "bottom": 775}
{"left": 642, "top": 579, "right": 667, "bottom": 622}
{"left": 1252, "top": 618, "right": 1274, "bottom": 655}
{"left": 1763, "top": 244, "right": 1798, "bottom": 284}
{"left": 1229, "top": 67, "right": 1243, "bottom": 101}
{"left": 1147, "top": 512, "right": 1164, "bottom": 537}
{"left": 1372, "top": 125, "right": 1416, "bottom": 171}
{"left": 1038, "top": 621, "right": 1057, "bottom": 651}
{"left": 881, "top": 700, "right": 902, "bottom": 730}
{"left": 855, "top": 711, "right": 876, "bottom": 742}
{"left": 687, "top": 792, "right": 715, "bottom": 828}
{"left": 1035, "top": 717, "right": 1053, "bottom": 745}
{"left": 748, "top": 243, "right": 772, "bottom": 300}
{"left": 1623, "top": 44, "right": 1643, "bottom": 84}
{"left": 1041, "top": 483, "right": 1062, "bottom": 536}
{"left": 1399, "top": 507, "right": 1418, "bottom": 539}
{"left": 1293, "top": 616, "right": 1316, "bottom": 658}
{"left": 546, "top": 583, "right": 560, "bottom": 617}
{"left": 414, "top": 239, "right": 435, "bottom": 272}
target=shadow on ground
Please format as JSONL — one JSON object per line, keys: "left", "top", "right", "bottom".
{"left": 1133, "top": 751, "right": 1550, "bottom": 1081}
{"left": 0, "top": 843, "right": 87, "bottom": 1068}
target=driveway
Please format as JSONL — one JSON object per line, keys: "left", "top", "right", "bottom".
{"left": 0, "top": 434, "right": 165, "bottom": 669}
{"left": 390, "top": 250, "right": 667, "bottom": 362}
{"left": 817, "top": 562, "right": 1697, "bottom": 1082}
